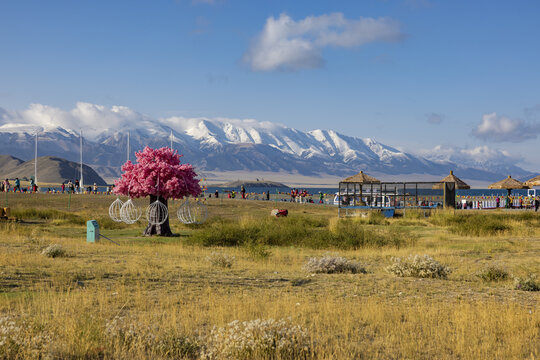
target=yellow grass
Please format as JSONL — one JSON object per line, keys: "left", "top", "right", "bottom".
{"left": 0, "top": 193, "right": 539, "bottom": 359}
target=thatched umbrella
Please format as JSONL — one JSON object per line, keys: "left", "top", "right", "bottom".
{"left": 524, "top": 174, "right": 540, "bottom": 188}
{"left": 432, "top": 170, "right": 470, "bottom": 190}
{"left": 488, "top": 175, "right": 528, "bottom": 195}
{"left": 342, "top": 170, "right": 380, "bottom": 183}
{"left": 340, "top": 171, "right": 380, "bottom": 207}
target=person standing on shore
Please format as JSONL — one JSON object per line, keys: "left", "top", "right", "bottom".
{"left": 14, "top": 178, "right": 20, "bottom": 192}
{"left": 241, "top": 185, "right": 246, "bottom": 199}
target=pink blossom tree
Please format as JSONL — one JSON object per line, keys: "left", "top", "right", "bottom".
{"left": 114, "top": 146, "right": 201, "bottom": 236}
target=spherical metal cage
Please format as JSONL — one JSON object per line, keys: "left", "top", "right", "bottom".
{"left": 177, "top": 199, "right": 208, "bottom": 224}
{"left": 146, "top": 200, "right": 169, "bottom": 226}
{"left": 120, "top": 199, "right": 142, "bottom": 224}
{"left": 108, "top": 198, "right": 124, "bottom": 222}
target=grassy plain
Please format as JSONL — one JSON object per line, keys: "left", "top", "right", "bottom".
{"left": 0, "top": 193, "right": 539, "bottom": 359}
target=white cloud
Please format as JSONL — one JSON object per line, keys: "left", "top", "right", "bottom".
{"left": 426, "top": 112, "right": 444, "bottom": 124}
{"left": 0, "top": 102, "right": 285, "bottom": 139}
{"left": 0, "top": 102, "right": 151, "bottom": 138}
{"left": 418, "top": 144, "right": 522, "bottom": 170}
{"left": 472, "top": 112, "right": 540, "bottom": 142}
{"left": 243, "top": 13, "right": 404, "bottom": 71}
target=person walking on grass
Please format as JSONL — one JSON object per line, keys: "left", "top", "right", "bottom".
{"left": 535, "top": 197, "right": 540, "bottom": 212}
{"left": 14, "top": 177, "right": 20, "bottom": 192}
{"left": 2, "top": 178, "right": 9, "bottom": 192}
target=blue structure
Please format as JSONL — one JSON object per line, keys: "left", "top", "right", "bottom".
{"left": 86, "top": 220, "right": 100, "bottom": 243}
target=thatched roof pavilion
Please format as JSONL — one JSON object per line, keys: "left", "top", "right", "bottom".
{"left": 342, "top": 170, "right": 380, "bottom": 184}
{"left": 488, "top": 175, "right": 528, "bottom": 195}
{"left": 432, "top": 170, "right": 470, "bottom": 189}
{"left": 524, "top": 174, "right": 540, "bottom": 187}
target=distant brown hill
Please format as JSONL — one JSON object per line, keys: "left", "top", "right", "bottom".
{"left": 0, "top": 155, "right": 24, "bottom": 175}
{"left": 1, "top": 155, "right": 107, "bottom": 185}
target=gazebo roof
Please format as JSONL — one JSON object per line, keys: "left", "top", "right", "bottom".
{"left": 432, "top": 170, "right": 470, "bottom": 189}
{"left": 342, "top": 170, "right": 380, "bottom": 184}
{"left": 524, "top": 174, "right": 540, "bottom": 187}
{"left": 488, "top": 175, "right": 528, "bottom": 190}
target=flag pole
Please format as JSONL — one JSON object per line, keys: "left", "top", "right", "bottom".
{"left": 80, "top": 130, "right": 84, "bottom": 192}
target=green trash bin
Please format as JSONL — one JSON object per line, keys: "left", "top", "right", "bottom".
{"left": 87, "top": 220, "right": 100, "bottom": 243}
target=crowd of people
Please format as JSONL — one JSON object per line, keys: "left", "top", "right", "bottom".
{"left": 1, "top": 177, "right": 38, "bottom": 193}
{"left": 0, "top": 177, "right": 115, "bottom": 195}
{"left": 2, "top": 176, "right": 539, "bottom": 212}
{"left": 457, "top": 195, "right": 540, "bottom": 211}
{"left": 203, "top": 187, "right": 327, "bottom": 203}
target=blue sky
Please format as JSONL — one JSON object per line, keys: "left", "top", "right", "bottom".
{"left": 1, "top": 0, "right": 539, "bottom": 171}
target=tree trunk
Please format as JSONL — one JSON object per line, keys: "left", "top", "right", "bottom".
{"left": 143, "top": 195, "right": 174, "bottom": 237}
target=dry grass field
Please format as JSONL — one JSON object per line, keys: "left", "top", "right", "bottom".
{"left": 0, "top": 193, "right": 539, "bottom": 359}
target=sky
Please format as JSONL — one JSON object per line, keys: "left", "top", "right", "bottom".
{"left": 0, "top": 0, "right": 539, "bottom": 171}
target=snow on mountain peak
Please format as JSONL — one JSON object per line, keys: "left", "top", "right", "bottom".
{"left": 0, "top": 102, "right": 531, "bottom": 181}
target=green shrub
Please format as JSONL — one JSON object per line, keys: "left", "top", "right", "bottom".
{"left": 243, "top": 241, "right": 272, "bottom": 260}
{"left": 324, "top": 221, "right": 412, "bottom": 249}
{"left": 366, "top": 211, "right": 389, "bottom": 225}
{"left": 429, "top": 212, "right": 539, "bottom": 237}
{"left": 188, "top": 216, "right": 412, "bottom": 250}
{"left": 95, "top": 216, "right": 129, "bottom": 230}
{"left": 430, "top": 213, "right": 509, "bottom": 236}
{"left": 476, "top": 266, "right": 509, "bottom": 282}
{"left": 11, "top": 208, "right": 84, "bottom": 225}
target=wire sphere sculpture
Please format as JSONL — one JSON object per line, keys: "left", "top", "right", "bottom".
{"left": 146, "top": 199, "right": 169, "bottom": 226}
{"left": 177, "top": 198, "right": 208, "bottom": 224}
{"left": 120, "top": 199, "right": 142, "bottom": 224}
{"left": 108, "top": 198, "right": 124, "bottom": 222}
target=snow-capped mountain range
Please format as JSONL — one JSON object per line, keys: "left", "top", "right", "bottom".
{"left": 0, "top": 103, "right": 533, "bottom": 182}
